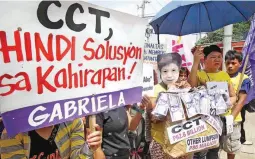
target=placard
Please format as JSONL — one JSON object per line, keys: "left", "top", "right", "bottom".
{"left": 203, "top": 115, "right": 222, "bottom": 135}
{"left": 186, "top": 134, "right": 219, "bottom": 152}
{"left": 167, "top": 117, "right": 207, "bottom": 144}
{"left": 0, "top": 1, "right": 147, "bottom": 136}
{"left": 142, "top": 64, "right": 154, "bottom": 96}
{"left": 143, "top": 42, "right": 166, "bottom": 68}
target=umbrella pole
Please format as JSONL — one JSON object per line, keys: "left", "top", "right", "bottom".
{"left": 157, "top": 25, "right": 160, "bottom": 44}
{"left": 198, "top": 32, "right": 203, "bottom": 70}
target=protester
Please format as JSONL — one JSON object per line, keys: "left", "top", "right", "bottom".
{"left": 179, "top": 67, "right": 189, "bottom": 82}
{"left": 188, "top": 45, "right": 237, "bottom": 159}
{"left": 87, "top": 98, "right": 150, "bottom": 159}
{"left": 1, "top": 118, "right": 102, "bottom": 159}
{"left": 148, "top": 53, "right": 192, "bottom": 159}
{"left": 225, "top": 50, "right": 251, "bottom": 159}
{"left": 128, "top": 106, "right": 149, "bottom": 159}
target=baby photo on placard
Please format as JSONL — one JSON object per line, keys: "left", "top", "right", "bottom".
{"left": 168, "top": 94, "right": 185, "bottom": 122}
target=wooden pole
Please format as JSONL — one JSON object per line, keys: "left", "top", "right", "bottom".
{"left": 236, "top": 53, "right": 250, "bottom": 95}
{"left": 89, "top": 115, "right": 96, "bottom": 133}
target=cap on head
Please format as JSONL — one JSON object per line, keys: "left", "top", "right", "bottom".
{"left": 203, "top": 45, "right": 222, "bottom": 57}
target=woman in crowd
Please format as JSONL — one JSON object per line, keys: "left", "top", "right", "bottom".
{"left": 88, "top": 97, "right": 150, "bottom": 159}
{"left": 1, "top": 118, "right": 102, "bottom": 159}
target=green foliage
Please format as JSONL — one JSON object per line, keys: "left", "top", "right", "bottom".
{"left": 196, "top": 21, "right": 251, "bottom": 45}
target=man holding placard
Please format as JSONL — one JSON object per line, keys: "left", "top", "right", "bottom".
{"left": 188, "top": 45, "right": 237, "bottom": 159}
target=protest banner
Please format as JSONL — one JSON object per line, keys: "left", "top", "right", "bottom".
{"left": 186, "top": 134, "right": 219, "bottom": 152}
{"left": 143, "top": 42, "right": 166, "bottom": 69}
{"left": 147, "top": 34, "right": 196, "bottom": 70}
{"left": 0, "top": 1, "right": 147, "bottom": 136}
{"left": 146, "top": 34, "right": 196, "bottom": 83}
{"left": 142, "top": 64, "right": 154, "bottom": 96}
{"left": 167, "top": 117, "right": 207, "bottom": 144}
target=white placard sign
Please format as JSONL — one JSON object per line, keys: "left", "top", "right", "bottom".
{"left": 143, "top": 43, "right": 166, "bottom": 68}
{"left": 203, "top": 115, "right": 222, "bottom": 135}
{"left": 142, "top": 64, "right": 154, "bottom": 96}
{"left": 0, "top": 1, "right": 147, "bottom": 136}
{"left": 186, "top": 134, "right": 219, "bottom": 152}
{"left": 167, "top": 117, "right": 207, "bottom": 144}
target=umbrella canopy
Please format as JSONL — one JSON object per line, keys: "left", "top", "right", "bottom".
{"left": 150, "top": 0, "right": 255, "bottom": 36}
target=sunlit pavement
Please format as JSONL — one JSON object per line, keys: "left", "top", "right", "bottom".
{"left": 220, "top": 112, "right": 255, "bottom": 159}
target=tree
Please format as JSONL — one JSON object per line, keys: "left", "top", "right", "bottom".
{"left": 196, "top": 21, "right": 251, "bottom": 45}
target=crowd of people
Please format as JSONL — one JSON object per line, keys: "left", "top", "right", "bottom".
{"left": 0, "top": 45, "right": 253, "bottom": 159}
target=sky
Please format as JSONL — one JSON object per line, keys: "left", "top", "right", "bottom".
{"left": 84, "top": 0, "right": 172, "bottom": 18}
{"left": 83, "top": 0, "right": 202, "bottom": 40}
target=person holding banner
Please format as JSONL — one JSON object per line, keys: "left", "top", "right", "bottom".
{"left": 1, "top": 118, "right": 102, "bottom": 159}
{"left": 86, "top": 99, "right": 149, "bottom": 159}
{"left": 224, "top": 50, "right": 251, "bottom": 159}
{"left": 148, "top": 53, "right": 192, "bottom": 159}
{"left": 188, "top": 45, "right": 237, "bottom": 159}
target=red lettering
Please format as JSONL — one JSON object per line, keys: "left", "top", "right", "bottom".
{"left": 0, "top": 30, "right": 23, "bottom": 63}
{"left": 0, "top": 72, "right": 31, "bottom": 96}
{"left": 14, "top": 72, "right": 31, "bottom": 91}
{"left": 83, "top": 38, "right": 95, "bottom": 60}
{"left": 83, "top": 69, "right": 94, "bottom": 86}
{"left": 68, "top": 63, "right": 78, "bottom": 88}
{"left": 79, "top": 68, "right": 84, "bottom": 87}
{"left": 117, "top": 45, "right": 124, "bottom": 60}
{"left": 91, "top": 69, "right": 101, "bottom": 85}
{"left": 102, "top": 68, "right": 111, "bottom": 88}
{"left": 24, "top": 32, "right": 33, "bottom": 61}
{"left": 123, "top": 47, "right": 129, "bottom": 65}
{"left": 115, "top": 67, "right": 125, "bottom": 81}
{"left": 35, "top": 33, "right": 54, "bottom": 62}
{"left": 123, "top": 46, "right": 141, "bottom": 65}
{"left": 37, "top": 66, "right": 56, "bottom": 94}
{"left": 95, "top": 44, "right": 105, "bottom": 59}
{"left": 54, "top": 68, "right": 67, "bottom": 88}
{"left": 136, "top": 47, "right": 142, "bottom": 59}
{"left": 56, "top": 35, "right": 75, "bottom": 61}
{"left": 0, "top": 74, "right": 15, "bottom": 96}
{"left": 128, "top": 62, "right": 136, "bottom": 79}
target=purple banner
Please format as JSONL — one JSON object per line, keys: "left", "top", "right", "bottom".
{"left": 240, "top": 15, "right": 255, "bottom": 104}
{"left": 2, "top": 87, "right": 142, "bottom": 136}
